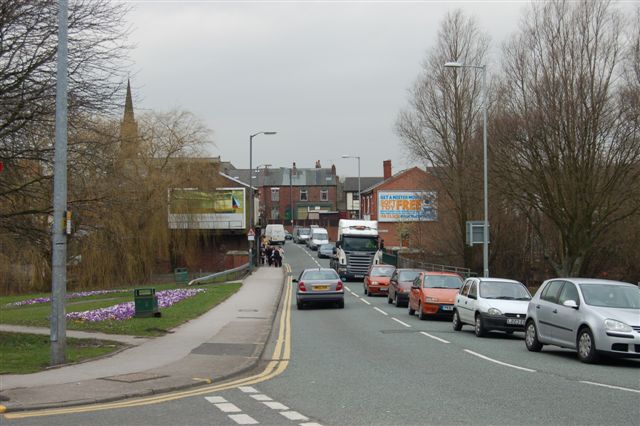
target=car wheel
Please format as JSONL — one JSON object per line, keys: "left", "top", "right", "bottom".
{"left": 408, "top": 300, "right": 415, "bottom": 316}
{"left": 337, "top": 300, "right": 345, "bottom": 309}
{"left": 395, "top": 294, "right": 402, "bottom": 308}
{"left": 297, "top": 300, "right": 304, "bottom": 310}
{"left": 452, "top": 310, "right": 462, "bottom": 331}
{"left": 525, "top": 320, "right": 543, "bottom": 352}
{"left": 418, "top": 303, "right": 427, "bottom": 320}
{"left": 577, "top": 327, "right": 599, "bottom": 363}
{"left": 474, "top": 314, "right": 486, "bottom": 337}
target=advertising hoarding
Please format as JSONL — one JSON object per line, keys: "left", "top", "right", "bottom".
{"left": 378, "top": 191, "right": 437, "bottom": 222}
{"left": 168, "top": 188, "right": 246, "bottom": 230}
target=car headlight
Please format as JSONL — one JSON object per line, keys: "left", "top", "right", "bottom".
{"left": 487, "top": 308, "right": 502, "bottom": 316}
{"left": 425, "top": 297, "right": 438, "bottom": 303}
{"left": 604, "top": 319, "right": 633, "bottom": 333}
{"left": 371, "top": 281, "right": 378, "bottom": 285}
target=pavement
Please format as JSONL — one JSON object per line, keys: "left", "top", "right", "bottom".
{"left": 0, "top": 266, "right": 287, "bottom": 412}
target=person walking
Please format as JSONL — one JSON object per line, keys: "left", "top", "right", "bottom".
{"left": 277, "top": 246, "right": 285, "bottom": 267}
{"left": 273, "top": 246, "right": 282, "bottom": 267}
{"left": 266, "top": 245, "right": 274, "bottom": 267}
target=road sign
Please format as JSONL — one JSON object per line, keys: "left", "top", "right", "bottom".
{"left": 466, "top": 221, "right": 489, "bottom": 246}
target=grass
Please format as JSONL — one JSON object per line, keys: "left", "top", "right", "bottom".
{"left": 1, "top": 282, "right": 242, "bottom": 337}
{"left": 0, "top": 332, "right": 125, "bottom": 374}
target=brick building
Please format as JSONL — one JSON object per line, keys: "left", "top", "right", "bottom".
{"left": 341, "top": 176, "right": 383, "bottom": 219}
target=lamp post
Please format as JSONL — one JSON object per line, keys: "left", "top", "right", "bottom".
{"left": 341, "top": 155, "right": 361, "bottom": 219}
{"left": 444, "top": 61, "right": 489, "bottom": 278}
{"left": 249, "top": 132, "right": 276, "bottom": 272}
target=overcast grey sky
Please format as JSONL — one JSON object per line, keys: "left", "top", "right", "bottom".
{"left": 127, "top": 1, "right": 528, "bottom": 177}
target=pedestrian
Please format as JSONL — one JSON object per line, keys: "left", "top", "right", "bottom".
{"left": 266, "top": 245, "right": 273, "bottom": 267}
{"left": 277, "top": 246, "right": 285, "bottom": 267}
{"left": 273, "top": 246, "right": 282, "bottom": 267}
{"left": 259, "top": 244, "right": 266, "bottom": 265}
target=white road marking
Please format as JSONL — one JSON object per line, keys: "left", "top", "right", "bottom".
{"left": 263, "top": 401, "right": 289, "bottom": 410}
{"left": 205, "top": 396, "right": 227, "bottom": 403}
{"left": 374, "top": 307, "right": 389, "bottom": 316}
{"left": 301, "top": 423, "right": 323, "bottom": 426}
{"left": 239, "top": 386, "right": 258, "bottom": 393}
{"left": 580, "top": 381, "right": 640, "bottom": 394}
{"left": 215, "top": 402, "right": 243, "bottom": 413}
{"left": 419, "top": 331, "right": 450, "bottom": 344}
{"left": 280, "top": 411, "right": 309, "bottom": 421}
{"left": 392, "top": 317, "right": 411, "bottom": 327}
{"left": 359, "top": 298, "right": 371, "bottom": 305}
{"left": 250, "top": 394, "right": 272, "bottom": 401}
{"left": 228, "top": 414, "right": 259, "bottom": 425}
{"left": 463, "top": 349, "right": 536, "bottom": 372}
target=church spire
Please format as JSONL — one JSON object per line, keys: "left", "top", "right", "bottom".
{"left": 120, "top": 78, "right": 139, "bottom": 157}
{"left": 124, "top": 79, "right": 135, "bottom": 123}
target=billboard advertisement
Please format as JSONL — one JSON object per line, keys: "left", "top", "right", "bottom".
{"left": 378, "top": 191, "right": 437, "bottom": 222}
{"left": 168, "top": 188, "right": 246, "bottom": 230}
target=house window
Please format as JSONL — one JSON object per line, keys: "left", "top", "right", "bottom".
{"left": 300, "top": 188, "right": 308, "bottom": 201}
{"left": 271, "top": 188, "right": 279, "bottom": 201}
{"left": 320, "top": 189, "right": 328, "bottom": 201}
{"left": 271, "top": 206, "right": 279, "bottom": 220}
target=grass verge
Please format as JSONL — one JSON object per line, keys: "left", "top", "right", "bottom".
{"left": 0, "top": 332, "right": 125, "bottom": 374}
{"left": 1, "top": 282, "right": 242, "bottom": 337}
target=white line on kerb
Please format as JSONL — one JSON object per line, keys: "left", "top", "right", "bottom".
{"left": 392, "top": 317, "right": 411, "bottom": 327}
{"left": 580, "top": 381, "right": 640, "bottom": 394}
{"left": 463, "top": 349, "right": 536, "bottom": 372}
{"left": 419, "top": 331, "right": 450, "bottom": 344}
{"left": 359, "top": 298, "right": 371, "bottom": 305}
{"left": 374, "top": 307, "right": 389, "bottom": 316}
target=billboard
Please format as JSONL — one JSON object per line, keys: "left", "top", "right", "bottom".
{"left": 378, "top": 191, "right": 437, "bottom": 222}
{"left": 168, "top": 188, "right": 246, "bottom": 230}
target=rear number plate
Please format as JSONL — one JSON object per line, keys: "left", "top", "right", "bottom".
{"left": 507, "top": 318, "right": 525, "bottom": 326}
{"left": 441, "top": 305, "right": 453, "bottom": 311}
{"left": 313, "top": 285, "right": 330, "bottom": 291}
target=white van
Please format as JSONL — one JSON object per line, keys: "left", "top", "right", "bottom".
{"left": 307, "top": 227, "right": 329, "bottom": 251}
{"left": 265, "top": 224, "right": 286, "bottom": 245}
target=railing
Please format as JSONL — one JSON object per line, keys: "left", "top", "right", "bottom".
{"left": 381, "top": 250, "right": 475, "bottom": 278}
{"left": 188, "top": 263, "right": 250, "bottom": 286}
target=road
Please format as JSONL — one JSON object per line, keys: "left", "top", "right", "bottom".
{"left": 7, "top": 242, "right": 639, "bottom": 425}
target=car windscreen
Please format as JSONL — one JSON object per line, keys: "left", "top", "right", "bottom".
{"left": 424, "top": 275, "right": 463, "bottom": 289}
{"left": 313, "top": 232, "right": 328, "bottom": 240}
{"left": 342, "top": 236, "right": 378, "bottom": 252}
{"left": 579, "top": 283, "right": 640, "bottom": 309}
{"left": 398, "top": 270, "right": 421, "bottom": 282}
{"left": 479, "top": 281, "right": 531, "bottom": 299}
{"left": 302, "top": 270, "right": 339, "bottom": 281}
{"left": 370, "top": 266, "right": 395, "bottom": 277}
{"left": 320, "top": 244, "right": 334, "bottom": 251}
{"left": 299, "top": 229, "right": 311, "bottom": 235}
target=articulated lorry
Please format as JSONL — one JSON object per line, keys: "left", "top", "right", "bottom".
{"left": 331, "top": 219, "right": 383, "bottom": 281}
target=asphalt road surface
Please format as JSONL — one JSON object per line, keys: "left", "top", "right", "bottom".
{"left": 8, "top": 242, "right": 639, "bottom": 425}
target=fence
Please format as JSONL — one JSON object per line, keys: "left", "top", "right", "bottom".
{"left": 187, "top": 262, "right": 250, "bottom": 286}
{"left": 382, "top": 250, "right": 475, "bottom": 278}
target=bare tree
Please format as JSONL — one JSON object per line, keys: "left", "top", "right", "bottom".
{"left": 493, "top": 0, "right": 640, "bottom": 277}
{"left": 396, "top": 10, "right": 489, "bottom": 269}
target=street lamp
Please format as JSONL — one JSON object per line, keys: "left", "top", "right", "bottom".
{"left": 249, "top": 131, "right": 276, "bottom": 272}
{"left": 445, "top": 61, "right": 489, "bottom": 278}
{"left": 342, "top": 155, "right": 361, "bottom": 219}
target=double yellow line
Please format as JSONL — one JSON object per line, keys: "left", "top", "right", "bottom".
{"left": 4, "top": 266, "right": 294, "bottom": 420}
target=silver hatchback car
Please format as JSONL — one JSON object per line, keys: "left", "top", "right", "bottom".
{"left": 525, "top": 278, "right": 640, "bottom": 363}
{"left": 294, "top": 268, "right": 344, "bottom": 310}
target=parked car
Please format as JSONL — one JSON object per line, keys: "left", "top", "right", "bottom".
{"left": 363, "top": 264, "right": 396, "bottom": 297}
{"left": 387, "top": 268, "right": 423, "bottom": 307}
{"left": 317, "top": 243, "right": 334, "bottom": 259}
{"left": 294, "top": 268, "right": 344, "bottom": 310}
{"left": 285, "top": 231, "right": 293, "bottom": 240}
{"left": 524, "top": 278, "right": 640, "bottom": 363}
{"left": 408, "top": 272, "right": 464, "bottom": 320}
{"left": 453, "top": 277, "right": 531, "bottom": 336}
{"left": 307, "top": 227, "right": 329, "bottom": 251}
{"left": 293, "top": 227, "right": 312, "bottom": 244}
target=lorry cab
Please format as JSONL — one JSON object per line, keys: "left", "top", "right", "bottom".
{"left": 331, "top": 219, "right": 382, "bottom": 281}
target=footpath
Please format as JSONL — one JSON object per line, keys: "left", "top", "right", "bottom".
{"left": 0, "top": 266, "right": 286, "bottom": 412}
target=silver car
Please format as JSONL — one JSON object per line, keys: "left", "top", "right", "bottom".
{"left": 525, "top": 278, "right": 640, "bottom": 363}
{"left": 294, "top": 268, "right": 344, "bottom": 310}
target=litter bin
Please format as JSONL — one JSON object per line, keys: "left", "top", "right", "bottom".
{"left": 174, "top": 267, "right": 189, "bottom": 284}
{"left": 134, "top": 288, "right": 161, "bottom": 318}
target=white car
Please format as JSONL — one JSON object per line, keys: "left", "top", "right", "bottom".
{"left": 453, "top": 277, "right": 532, "bottom": 337}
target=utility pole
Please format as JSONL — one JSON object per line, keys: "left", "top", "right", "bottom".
{"left": 51, "top": 0, "right": 69, "bottom": 365}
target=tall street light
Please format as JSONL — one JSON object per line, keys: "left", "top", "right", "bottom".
{"left": 249, "top": 131, "right": 276, "bottom": 272}
{"left": 444, "top": 61, "right": 489, "bottom": 278}
{"left": 342, "top": 155, "right": 361, "bottom": 219}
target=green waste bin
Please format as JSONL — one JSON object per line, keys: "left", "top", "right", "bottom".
{"left": 134, "top": 288, "right": 161, "bottom": 318}
{"left": 174, "top": 267, "right": 189, "bottom": 284}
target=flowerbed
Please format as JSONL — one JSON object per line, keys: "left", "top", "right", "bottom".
{"left": 66, "top": 288, "right": 205, "bottom": 322}
{"left": 7, "top": 289, "right": 130, "bottom": 307}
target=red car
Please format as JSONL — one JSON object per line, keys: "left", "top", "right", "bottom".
{"left": 408, "top": 272, "right": 464, "bottom": 320}
{"left": 363, "top": 265, "right": 396, "bottom": 296}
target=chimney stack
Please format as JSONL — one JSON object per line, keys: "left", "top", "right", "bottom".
{"left": 315, "top": 160, "right": 321, "bottom": 168}
{"left": 292, "top": 162, "right": 297, "bottom": 176}
{"left": 331, "top": 164, "right": 336, "bottom": 176}
{"left": 383, "top": 160, "right": 392, "bottom": 180}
